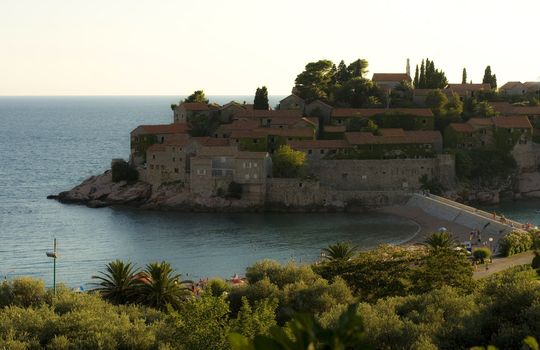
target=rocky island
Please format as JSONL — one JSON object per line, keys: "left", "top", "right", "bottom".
{"left": 51, "top": 58, "right": 540, "bottom": 214}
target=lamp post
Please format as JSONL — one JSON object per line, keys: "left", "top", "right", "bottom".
{"left": 488, "top": 237, "right": 494, "bottom": 262}
{"left": 46, "top": 238, "right": 58, "bottom": 296}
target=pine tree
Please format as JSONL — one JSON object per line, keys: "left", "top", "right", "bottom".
{"left": 254, "top": 86, "right": 269, "bottom": 110}
{"left": 419, "top": 60, "right": 426, "bottom": 89}
{"left": 413, "top": 65, "right": 420, "bottom": 88}
{"left": 462, "top": 68, "right": 467, "bottom": 84}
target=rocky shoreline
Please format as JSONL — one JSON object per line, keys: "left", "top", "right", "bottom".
{"left": 48, "top": 170, "right": 363, "bottom": 213}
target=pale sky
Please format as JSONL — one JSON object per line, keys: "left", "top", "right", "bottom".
{"left": 2, "top": 0, "right": 540, "bottom": 96}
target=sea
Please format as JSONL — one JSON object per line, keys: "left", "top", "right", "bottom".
{"left": 0, "top": 96, "right": 537, "bottom": 288}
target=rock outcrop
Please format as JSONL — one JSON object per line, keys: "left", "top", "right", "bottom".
{"left": 49, "top": 170, "right": 152, "bottom": 207}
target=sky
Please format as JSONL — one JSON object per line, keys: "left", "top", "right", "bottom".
{"left": 1, "top": 0, "right": 540, "bottom": 96}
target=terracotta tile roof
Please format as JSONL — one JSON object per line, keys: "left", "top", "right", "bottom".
{"left": 236, "top": 151, "right": 269, "bottom": 159}
{"left": 288, "top": 139, "right": 350, "bottom": 150}
{"left": 449, "top": 123, "right": 475, "bottom": 133}
{"left": 131, "top": 124, "right": 189, "bottom": 135}
{"left": 500, "top": 81, "right": 524, "bottom": 90}
{"left": 179, "top": 102, "right": 211, "bottom": 111}
{"left": 234, "top": 109, "right": 303, "bottom": 118}
{"left": 331, "top": 108, "right": 433, "bottom": 118}
{"left": 229, "top": 130, "right": 268, "bottom": 138}
{"left": 306, "top": 99, "right": 332, "bottom": 109}
{"left": 468, "top": 118, "right": 494, "bottom": 127}
{"left": 324, "top": 125, "right": 346, "bottom": 133}
{"left": 489, "top": 102, "right": 515, "bottom": 115}
{"left": 280, "top": 94, "right": 304, "bottom": 103}
{"left": 446, "top": 83, "right": 491, "bottom": 93}
{"left": 220, "top": 120, "right": 260, "bottom": 132}
{"left": 372, "top": 73, "right": 412, "bottom": 82}
{"left": 191, "top": 137, "right": 231, "bottom": 147}
{"left": 379, "top": 128, "right": 406, "bottom": 137}
{"left": 513, "top": 106, "right": 540, "bottom": 115}
{"left": 524, "top": 82, "right": 540, "bottom": 91}
{"left": 267, "top": 117, "right": 307, "bottom": 126}
{"left": 257, "top": 128, "right": 315, "bottom": 138}
{"left": 492, "top": 116, "right": 532, "bottom": 129}
{"left": 345, "top": 130, "right": 441, "bottom": 145}
{"left": 163, "top": 133, "right": 190, "bottom": 146}
{"left": 197, "top": 146, "right": 238, "bottom": 157}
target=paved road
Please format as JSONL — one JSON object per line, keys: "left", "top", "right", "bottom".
{"left": 473, "top": 251, "right": 535, "bottom": 278}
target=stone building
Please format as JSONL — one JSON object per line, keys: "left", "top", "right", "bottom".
{"left": 173, "top": 102, "right": 218, "bottom": 124}
{"left": 287, "top": 139, "right": 350, "bottom": 161}
{"left": 278, "top": 94, "right": 305, "bottom": 111}
{"left": 130, "top": 124, "right": 190, "bottom": 165}
{"left": 372, "top": 73, "right": 412, "bottom": 93}
{"left": 305, "top": 100, "right": 333, "bottom": 124}
{"left": 499, "top": 82, "right": 528, "bottom": 96}
{"left": 445, "top": 83, "right": 491, "bottom": 99}
{"left": 190, "top": 147, "right": 271, "bottom": 201}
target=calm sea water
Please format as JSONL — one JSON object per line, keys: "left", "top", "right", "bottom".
{"left": 0, "top": 96, "right": 428, "bottom": 287}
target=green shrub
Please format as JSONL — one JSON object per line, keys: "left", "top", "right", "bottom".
{"left": 206, "top": 278, "right": 230, "bottom": 297}
{"left": 0, "top": 277, "right": 46, "bottom": 308}
{"left": 499, "top": 231, "right": 534, "bottom": 257}
{"left": 473, "top": 247, "right": 492, "bottom": 263}
{"left": 111, "top": 160, "right": 139, "bottom": 183}
{"left": 245, "top": 260, "right": 319, "bottom": 288}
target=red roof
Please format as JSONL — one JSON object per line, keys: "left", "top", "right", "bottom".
{"left": 379, "top": 128, "right": 406, "bottom": 137}
{"left": 220, "top": 120, "right": 260, "bottom": 132}
{"left": 256, "top": 128, "right": 315, "bottom": 138}
{"left": 331, "top": 108, "right": 433, "bottom": 118}
{"left": 230, "top": 130, "right": 268, "bottom": 138}
{"left": 288, "top": 139, "right": 350, "bottom": 150}
{"left": 446, "top": 84, "right": 491, "bottom": 93}
{"left": 345, "top": 130, "right": 441, "bottom": 145}
{"left": 191, "top": 137, "right": 231, "bottom": 147}
{"left": 449, "top": 123, "right": 475, "bottom": 133}
{"left": 234, "top": 109, "right": 303, "bottom": 118}
{"left": 372, "top": 73, "right": 411, "bottom": 82}
{"left": 179, "top": 102, "right": 211, "bottom": 111}
{"left": 492, "top": 116, "right": 532, "bottom": 129}
{"left": 131, "top": 124, "right": 189, "bottom": 135}
{"left": 324, "top": 125, "right": 346, "bottom": 133}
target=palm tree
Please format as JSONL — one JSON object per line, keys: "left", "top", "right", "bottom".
{"left": 322, "top": 242, "right": 358, "bottom": 262}
{"left": 92, "top": 260, "right": 139, "bottom": 305}
{"left": 425, "top": 231, "right": 455, "bottom": 251}
{"left": 135, "top": 261, "right": 192, "bottom": 310}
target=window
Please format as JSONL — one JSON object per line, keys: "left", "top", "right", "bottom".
{"left": 197, "top": 169, "right": 207, "bottom": 175}
{"left": 253, "top": 163, "right": 258, "bottom": 168}
{"left": 161, "top": 165, "right": 165, "bottom": 170}
{"left": 361, "top": 175, "right": 367, "bottom": 180}
{"left": 253, "top": 139, "right": 259, "bottom": 144}
{"left": 299, "top": 182, "right": 303, "bottom": 188}
{"left": 422, "top": 119, "right": 427, "bottom": 125}
{"left": 152, "top": 155, "right": 156, "bottom": 160}
{"left": 150, "top": 164, "right": 154, "bottom": 169}
{"left": 320, "top": 149, "right": 325, "bottom": 154}
{"left": 174, "top": 168, "right": 179, "bottom": 173}
{"left": 173, "top": 157, "right": 176, "bottom": 162}
{"left": 236, "top": 139, "right": 239, "bottom": 143}
{"left": 308, "top": 149, "right": 313, "bottom": 154}
{"left": 288, "top": 138, "right": 292, "bottom": 141}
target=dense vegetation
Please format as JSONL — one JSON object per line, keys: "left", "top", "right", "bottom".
{"left": 111, "top": 160, "right": 139, "bottom": 183}
{"left": 2, "top": 232, "right": 540, "bottom": 349}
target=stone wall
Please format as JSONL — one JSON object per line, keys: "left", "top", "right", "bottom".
{"left": 308, "top": 155, "right": 455, "bottom": 191}
{"left": 265, "top": 178, "right": 410, "bottom": 209}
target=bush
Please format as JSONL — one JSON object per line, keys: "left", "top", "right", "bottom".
{"left": 473, "top": 247, "right": 492, "bottom": 263}
{"left": 0, "top": 277, "right": 46, "bottom": 308}
{"left": 245, "top": 260, "right": 319, "bottom": 288}
{"left": 111, "top": 160, "right": 139, "bottom": 182}
{"left": 499, "top": 231, "right": 534, "bottom": 257}
{"left": 205, "top": 278, "right": 230, "bottom": 297}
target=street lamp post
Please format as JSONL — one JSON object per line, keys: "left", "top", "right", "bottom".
{"left": 46, "top": 238, "right": 58, "bottom": 296}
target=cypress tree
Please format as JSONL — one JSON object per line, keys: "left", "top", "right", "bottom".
{"left": 482, "top": 66, "right": 497, "bottom": 89}
{"left": 462, "top": 68, "right": 467, "bottom": 84}
{"left": 413, "top": 65, "right": 420, "bottom": 88}
{"left": 335, "top": 60, "right": 350, "bottom": 85}
{"left": 419, "top": 60, "right": 426, "bottom": 89}
{"left": 254, "top": 86, "right": 269, "bottom": 110}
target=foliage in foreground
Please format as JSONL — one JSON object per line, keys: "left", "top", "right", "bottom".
{"left": 499, "top": 230, "right": 535, "bottom": 257}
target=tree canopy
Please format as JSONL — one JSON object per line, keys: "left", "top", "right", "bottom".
{"left": 272, "top": 145, "right": 306, "bottom": 178}
{"left": 414, "top": 58, "right": 448, "bottom": 89}
{"left": 185, "top": 90, "right": 209, "bottom": 104}
{"left": 483, "top": 65, "right": 498, "bottom": 89}
{"left": 254, "top": 86, "right": 269, "bottom": 110}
